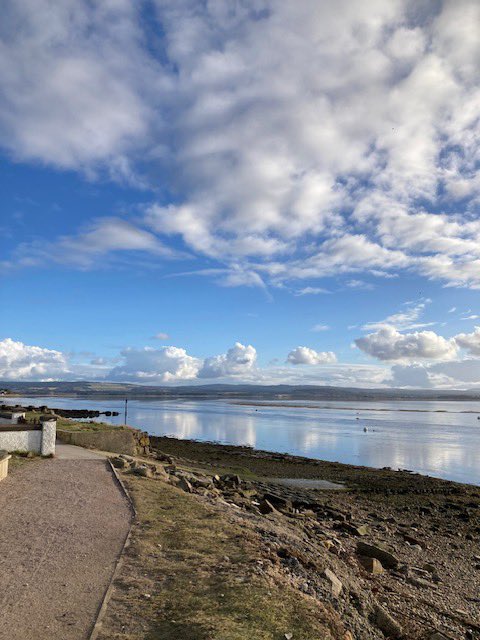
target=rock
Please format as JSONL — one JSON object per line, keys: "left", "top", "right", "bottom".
{"left": 220, "top": 474, "right": 241, "bottom": 487}
{"left": 373, "top": 604, "right": 403, "bottom": 638}
{"left": 358, "top": 556, "right": 384, "bottom": 574}
{"left": 357, "top": 541, "right": 399, "bottom": 569}
{"left": 408, "top": 576, "right": 437, "bottom": 589}
{"left": 284, "top": 634, "right": 293, "bottom": 640}
{"left": 404, "top": 534, "right": 426, "bottom": 549}
{"left": 119, "top": 454, "right": 134, "bottom": 462}
{"left": 322, "top": 568, "right": 342, "bottom": 597}
{"left": 177, "top": 476, "right": 193, "bottom": 493}
{"left": 259, "top": 499, "right": 277, "bottom": 515}
{"left": 155, "top": 451, "right": 173, "bottom": 464}
{"left": 263, "top": 492, "right": 293, "bottom": 511}
{"left": 192, "top": 476, "right": 213, "bottom": 489}
{"left": 340, "top": 523, "right": 369, "bottom": 536}
{"left": 133, "top": 465, "right": 153, "bottom": 478}
{"left": 111, "top": 456, "right": 129, "bottom": 469}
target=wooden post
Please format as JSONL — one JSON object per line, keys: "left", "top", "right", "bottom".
{"left": 124, "top": 398, "right": 128, "bottom": 425}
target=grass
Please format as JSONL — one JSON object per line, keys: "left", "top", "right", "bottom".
{"left": 98, "top": 475, "right": 343, "bottom": 640}
{"left": 21, "top": 409, "right": 128, "bottom": 433}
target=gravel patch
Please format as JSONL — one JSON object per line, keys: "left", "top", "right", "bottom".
{"left": 0, "top": 459, "right": 132, "bottom": 640}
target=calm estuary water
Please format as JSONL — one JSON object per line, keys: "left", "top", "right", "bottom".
{"left": 6, "top": 396, "right": 480, "bottom": 485}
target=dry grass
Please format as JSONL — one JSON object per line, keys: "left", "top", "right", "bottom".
{"left": 98, "top": 475, "right": 343, "bottom": 640}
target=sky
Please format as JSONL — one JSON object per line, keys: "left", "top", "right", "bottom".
{"left": 1, "top": 0, "right": 480, "bottom": 389}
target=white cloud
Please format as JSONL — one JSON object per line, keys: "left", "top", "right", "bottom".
{"left": 0, "top": 338, "right": 70, "bottom": 380}
{"left": 448, "top": 307, "right": 457, "bottom": 313}
{"left": 198, "top": 342, "right": 257, "bottom": 378}
{"left": 362, "top": 299, "right": 434, "bottom": 331}
{"left": 151, "top": 332, "right": 169, "bottom": 341}
{"left": 355, "top": 326, "right": 458, "bottom": 362}
{"left": 345, "top": 280, "right": 374, "bottom": 290}
{"left": 11, "top": 218, "right": 174, "bottom": 270}
{"left": 390, "top": 358, "right": 480, "bottom": 389}
{"left": 455, "top": 326, "right": 480, "bottom": 356}
{"left": 109, "top": 346, "right": 201, "bottom": 383}
{"left": 311, "top": 324, "right": 330, "bottom": 332}
{"left": 390, "top": 363, "right": 433, "bottom": 388}
{"left": 0, "top": 1, "right": 160, "bottom": 177}
{"left": 287, "top": 347, "right": 337, "bottom": 365}
{"left": 294, "top": 287, "right": 330, "bottom": 296}
{"left": 2, "top": 1, "right": 480, "bottom": 289}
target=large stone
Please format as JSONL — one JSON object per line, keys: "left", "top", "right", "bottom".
{"left": 358, "top": 556, "right": 384, "bottom": 574}
{"left": 373, "top": 604, "right": 403, "bottom": 638}
{"left": 111, "top": 456, "right": 129, "bottom": 469}
{"left": 259, "top": 499, "right": 277, "bottom": 515}
{"left": 322, "top": 568, "right": 342, "bottom": 597}
{"left": 263, "top": 492, "right": 293, "bottom": 511}
{"left": 177, "top": 476, "right": 193, "bottom": 493}
{"left": 357, "top": 541, "right": 399, "bottom": 569}
{"left": 133, "top": 465, "right": 153, "bottom": 478}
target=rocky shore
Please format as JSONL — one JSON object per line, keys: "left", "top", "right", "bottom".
{"left": 110, "top": 437, "right": 480, "bottom": 639}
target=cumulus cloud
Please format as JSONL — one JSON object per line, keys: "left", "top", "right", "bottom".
{"left": 199, "top": 343, "right": 257, "bottom": 379}
{"left": 455, "top": 327, "right": 480, "bottom": 356}
{"left": 109, "top": 346, "right": 201, "bottom": 383}
{"left": 287, "top": 347, "right": 337, "bottom": 365}
{"left": 1, "top": 1, "right": 480, "bottom": 288}
{"left": 355, "top": 326, "right": 458, "bottom": 362}
{"left": 0, "top": 0, "right": 155, "bottom": 175}
{"left": 390, "top": 359, "right": 480, "bottom": 389}
{"left": 0, "top": 338, "right": 70, "bottom": 380}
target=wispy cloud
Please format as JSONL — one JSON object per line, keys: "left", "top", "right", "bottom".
{"left": 311, "top": 324, "right": 330, "bottom": 332}
{"left": 361, "top": 299, "right": 434, "bottom": 332}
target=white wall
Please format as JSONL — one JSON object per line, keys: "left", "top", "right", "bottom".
{"left": 0, "top": 420, "right": 56, "bottom": 456}
{"left": 0, "top": 430, "right": 42, "bottom": 453}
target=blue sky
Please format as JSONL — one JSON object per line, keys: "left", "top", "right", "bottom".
{"left": 1, "top": 0, "right": 480, "bottom": 388}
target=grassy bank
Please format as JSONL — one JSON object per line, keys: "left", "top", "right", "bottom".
{"left": 97, "top": 473, "right": 344, "bottom": 640}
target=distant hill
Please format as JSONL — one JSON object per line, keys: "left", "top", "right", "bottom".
{"left": 1, "top": 380, "right": 480, "bottom": 401}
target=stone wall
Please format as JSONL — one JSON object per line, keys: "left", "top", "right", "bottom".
{"left": 56, "top": 429, "right": 138, "bottom": 456}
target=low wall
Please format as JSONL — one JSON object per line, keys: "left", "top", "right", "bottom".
{"left": 0, "top": 419, "right": 56, "bottom": 456}
{"left": 56, "top": 429, "right": 137, "bottom": 456}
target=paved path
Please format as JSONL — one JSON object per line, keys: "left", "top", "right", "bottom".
{"left": 55, "top": 442, "right": 107, "bottom": 459}
{"left": 0, "top": 457, "right": 132, "bottom": 640}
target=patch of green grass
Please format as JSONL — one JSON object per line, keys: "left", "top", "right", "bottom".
{"left": 98, "top": 476, "right": 343, "bottom": 640}
{"left": 55, "top": 417, "right": 128, "bottom": 432}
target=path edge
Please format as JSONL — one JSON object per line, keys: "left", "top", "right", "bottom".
{"left": 89, "top": 459, "right": 137, "bottom": 640}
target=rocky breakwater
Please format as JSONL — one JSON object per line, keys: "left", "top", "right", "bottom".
{"left": 110, "top": 447, "right": 480, "bottom": 640}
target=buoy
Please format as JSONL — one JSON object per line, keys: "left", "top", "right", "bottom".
{"left": 363, "top": 427, "right": 368, "bottom": 432}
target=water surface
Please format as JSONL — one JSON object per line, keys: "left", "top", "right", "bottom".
{"left": 6, "top": 396, "right": 480, "bottom": 485}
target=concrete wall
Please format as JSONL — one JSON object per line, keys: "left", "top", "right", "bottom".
{"left": 0, "top": 420, "right": 56, "bottom": 455}
{"left": 41, "top": 420, "right": 56, "bottom": 456}
{"left": 56, "top": 429, "right": 136, "bottom": 456}
{"left": 0, "top": 429, "right": 42, "bottom": 453}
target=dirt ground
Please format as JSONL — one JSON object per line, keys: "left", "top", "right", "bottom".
{"left": 0, "top": 458, "right": 132, "bottom": 640}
